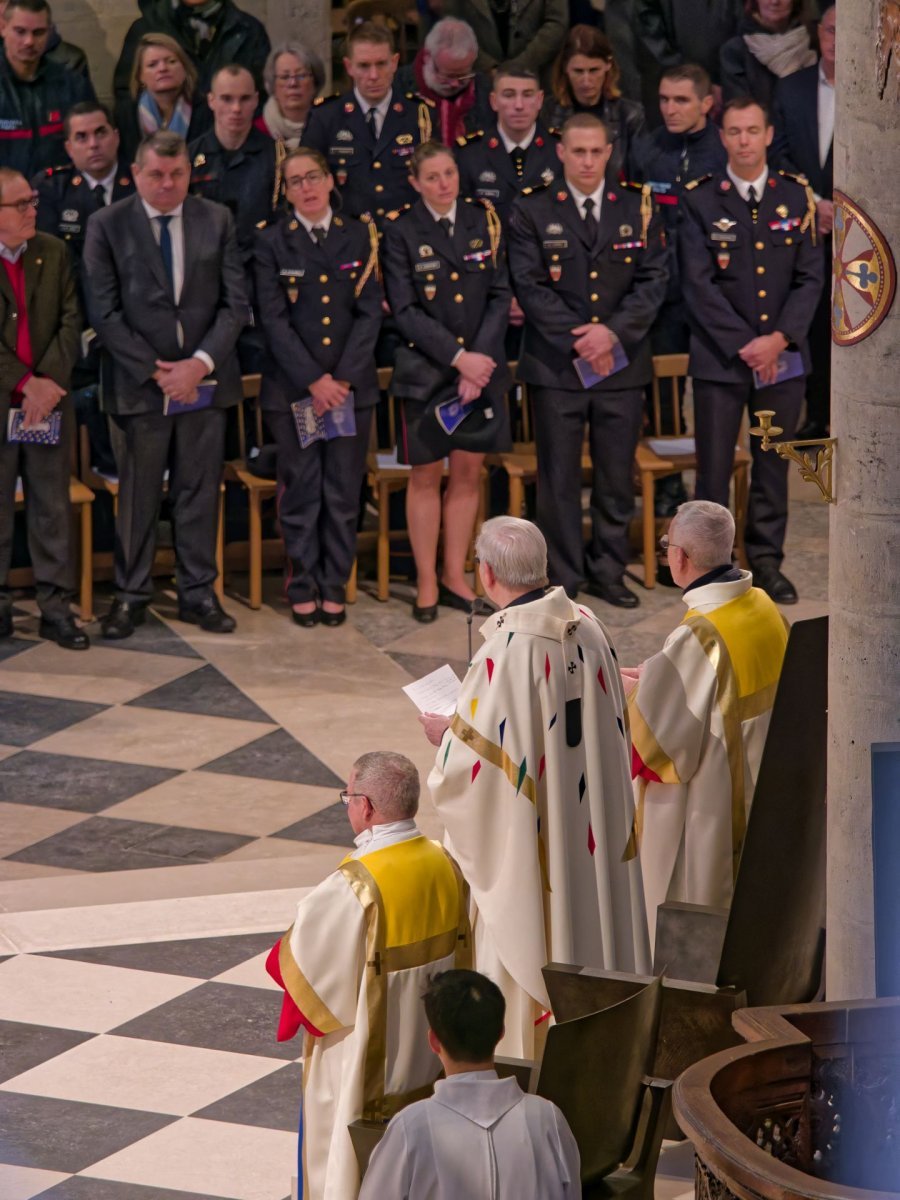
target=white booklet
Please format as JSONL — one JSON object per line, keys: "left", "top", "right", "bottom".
{"left": 402, "top": 664, "right": 462, "bottom": 717}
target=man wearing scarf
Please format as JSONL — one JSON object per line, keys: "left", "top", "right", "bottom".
{"left": 396, "top": 17, "right": 492, "bottom": 146}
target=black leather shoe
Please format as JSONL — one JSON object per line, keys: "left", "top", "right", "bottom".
{"left": 753, "top": 564, "right": 798, "bottom": 605}
{"left": 438, "top": 584, "right": 476, "bottom": 613}
{"left": 292, "top": 607, "right": 319, "bottom": 627}
{"left": 320, "top": 608, "right": 346, "bottom": 627}
{"left": 178, "top": 595, "right": 237, "bottom": 633}
{"left": 39, "top": 614, "right": 90, "bottom": 650}
{"left": 102, "top": 599, "right": 147, "bottom": 640}
{"left": 586, "top": 579, "right": 641, "bottom": 609}
{"left": 412, "top": 602, "right": 439, "bottom": 623}
{"left": 0, "top": 609, "right": 11, "bottom": 639}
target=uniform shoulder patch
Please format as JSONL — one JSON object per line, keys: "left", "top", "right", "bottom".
{"left": 777, "top": 169, "right": 809, "bottom": 186}
{"left": 457, "top": 129, "right": 482, "bottom": 147}
{"left": 386, "top": 203, "right": 413, "bottom": 221}
{"left": 313, "top": 91, "right": 341, "bottom": 107}
{"left": 409, "top": 91, "right": 436, "bottom": 107}
{"left": 684, "top": 174, "right": 713, "bottom": 191}
{"left": 520, "top": 180, "right": 549, "bottom": 197}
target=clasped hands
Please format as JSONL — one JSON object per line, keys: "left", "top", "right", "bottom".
{"left": 456, "top": 349, "right": 496, "bottom": 405}
{"left": 309, "top": 374, "right": 351, "bottom": 415}
{"left": 20, "top": 374, "right": 66, "bottom": 429}
{"left": 154, "top": 357, "right": 209, "bottom": 405}
{"left": 738, "top": 331, "right": 788, "bottom": 387}
{"left": 572, "top": 323, "right": 617, "bottom": 377}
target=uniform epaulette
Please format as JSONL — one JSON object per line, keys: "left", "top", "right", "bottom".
{"left": 44, "top": 163, "right": 72, "bottom": 177}
{"left": 386, "top": 204, "right": 412, "bottom": 221}
{"left": 467, "top": 195, "right": 496, "bottom": 212}
{"left": 619, "top": 178, "right": 643, "bottom": 192}
{"left": 408, "top": 92, "right": 436, "bottom": 107}
{"left": 547, "top": 127, "right": 562, "bottom": 139}
{"left": 777, "top": 169, "right": 809, "bottom": 186}
{"left": 256, "top": 219, "right": 268, "bottom": 229}
{"left": 456, "top": 130, "right": 482, "bottom": 148}
{"left": 313, "top": 92, "right": 341, "bottom": 107}
{"left": 684, "top": 174, "right": 712, "bottom": 191}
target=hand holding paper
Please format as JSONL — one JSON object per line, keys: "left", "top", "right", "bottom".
{"left": 402, "top": 664, "right": 461, "bottom": 717}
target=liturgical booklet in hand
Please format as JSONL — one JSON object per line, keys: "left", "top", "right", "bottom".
{"left": 402, "top": 665, "right": 462, "bottom": 717}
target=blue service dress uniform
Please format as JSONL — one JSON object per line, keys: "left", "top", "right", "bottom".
{"left": 457, "top": 123, "right": 560, "bottom": 226}
{"left": 254, "top": 210, "right": 384, "bottom": 605}
{"left": 302, "top": 86, "right": 433, "bottom": 225}
{"left": 508, "top": 180, "right": 668, "bottom": 595}
{"left": 381, "top": 197, "right": 512, "bottom": 465}
{"left": 678, "top": 169, "right": 824, "bottom": 569}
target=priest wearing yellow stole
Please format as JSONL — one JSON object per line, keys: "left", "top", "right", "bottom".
{"left": 267, "top": 752, "right": 471, "bottom": 1200}
{"left": 422, "top": 518, "right": 651, "bottom": 1061}
{"left": 622, "top": 501, "right": 789, "bottom": 948}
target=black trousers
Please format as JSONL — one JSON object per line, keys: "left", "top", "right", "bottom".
{"left": 111, "top": 407, "right": 226, "bottom": 605}
{"left": 693, "top": 375, "right": 804, "bottom": 567}
{"left": 268, "top": 406, "right": 373, "bottom": 605}
{"left": 0, "top": 402, "right": 74, "bottom": 619}
{"left": 532, "top": 385, "right": 644, "bottom": 595}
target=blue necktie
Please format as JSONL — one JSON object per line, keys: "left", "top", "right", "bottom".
{"left": 158, "top": 214, "right": 174, "bottom": 292}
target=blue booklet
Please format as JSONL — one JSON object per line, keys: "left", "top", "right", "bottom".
{"left": 573, "top": 341, "right": 629, "bottom": 387}
{"left": 435, "top": 394, "right": 473, "bottom": 435}
{"left": 7, "top": 408, "right": 62, "bottom": 445}
{"left": 290, "top": 393, "right": 357, "bottom": 449}
{"left": 753, "top": 350, "right": 805, "bottom": 390}
{"left": 163, "top": 380, "right": 217, "bottom": 415}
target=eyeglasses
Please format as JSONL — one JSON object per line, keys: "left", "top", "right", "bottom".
{"left": 276, "top": 71, "right": 313, "bottom": 83}
{"left": 287, "top": 170, "right": 327, "bottom": 188}
{"left": 339, "top": 790, "right": 369, "bottom": 806}
{"left": 434, "top": 70, "right": 476, "bottom": 85}
{"left": 0, "top": 194, "right": 38, "bottom": 214}
{"left": 658, "top": 534, "right": 688, "bottom": 557}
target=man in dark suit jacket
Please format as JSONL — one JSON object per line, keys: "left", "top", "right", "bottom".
{"left": 0, "top": 167, "right": 83, "bottom": 648}
{"left": 679, "top": 98, "right": 823, "bottom": 604}
{"left": 508, "top": 114, "right": 668, "bottom": 608}
{"left": 83, "top": 130, "right": 248, "bottom": 640}
{"left": 771, "top": 3, "right": 835, "bottom": 439}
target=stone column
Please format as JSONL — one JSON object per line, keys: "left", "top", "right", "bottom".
{"left": 826, "top": 0, "right": 900, "bottom": 999}
{"left": 265, "top": 0, "right": 333, "bottom": 86}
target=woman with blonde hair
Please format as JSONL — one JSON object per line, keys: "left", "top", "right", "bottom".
{"left": 544, "top": 25, "right": 646, "bottom": 182}
{"left": 118, "top": 32, "right": 205, "bottom": 162}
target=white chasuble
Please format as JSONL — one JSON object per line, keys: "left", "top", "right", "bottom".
{"left": 274, "top": 829, "right": 471, "bottom": 1200}
{"left": 627, "top": 573, "right": 789, "bottom": 946}
{"left": 428, "top": 586, "right": 651, "bottom": 1059}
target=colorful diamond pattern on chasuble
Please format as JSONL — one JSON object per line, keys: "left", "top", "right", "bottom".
{"left": 587, "top": 824, "right": 596, "bottom": 856}
{"left": 578, "top": 774, "right": 586, "bottom": 803}
{"left": 597, "top": 665, "right": 607, "bottom": 693}
{"left": 471, "top": 761, "right": 481, "bottom": 783}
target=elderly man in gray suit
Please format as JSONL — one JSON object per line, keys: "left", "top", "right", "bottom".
{"left": 84, "top": 129, "right": 247, "bottom": 639}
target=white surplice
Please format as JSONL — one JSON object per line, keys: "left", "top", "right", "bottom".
{"left": 428, "top": 587, "right": 651, "bottom": 1059}
{"left": 358, "top": 1069, "right": 582, "bottom": 1199}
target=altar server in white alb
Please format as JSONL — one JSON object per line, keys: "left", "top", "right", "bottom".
{"left": 266, "top": 751, "right": 471, "bottom": 1200}
{"left": 360, "top": 969, "right": 582, "bottom": 1199}
{"left": 621, "top": 502, "right": 789, "bottom": 947}
{"left": 421, "top": 518, "right": 650, "bottom": 1060}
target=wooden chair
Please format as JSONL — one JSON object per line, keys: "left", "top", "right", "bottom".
{"left": 537, "top": 976, "right": 671, "bottom": 1200}
{"left": 11, "top": 475, "right": 95, "bottom": 621}
{"left": 635, "top": 354, "right": 751, "bottom": 588}
{"left": 79, "top": 424, "right": 226, "bottom": 601}
{"left": 222, "top": 374, "right": 280, "bottom": 609}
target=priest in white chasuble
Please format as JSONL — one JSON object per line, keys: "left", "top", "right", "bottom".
{"left": 266, "top": 752, "right": 472, "bottom": 1200}
{"left": 422, "top": 518, "right": 651, "bottom": 1061}
{"left": 622, "top": 501, "right": 789, "bottom": 948}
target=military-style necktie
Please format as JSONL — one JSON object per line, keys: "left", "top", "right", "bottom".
{"left": 92, "top": 182, "right": 107, "bottom": 207}
{"left": 366, "top": 106, "right": 378, "bottom": 142}
{"left": 157, "top": 214, "right": 175, "bottom": 292}
{"left": 582, "top": 196, "right": 598, "bottom": 239}
{"left": 747, "top": 184, "right": 758, "bottom": 206}
{"left": 311, "top": 225, "right": 327, "bottom": 245}
{"left": 438, "top": 215, "right": 453, "bottom": 238}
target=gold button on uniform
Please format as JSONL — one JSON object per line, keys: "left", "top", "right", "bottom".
{"left": 450, "top": 271, "right": 459, "bottom": 281}
{"left": 426, "top": 273, "right": 434, "bottom": 281}
{"left": 591, "top": 316, "right": 599, "bottom": 323}
{"left": 760, "top": 314, "right": 769, "bottom": 322}
{"left": 374, "top": 184, "right": 384, "bottom": 193}
{"left": 755, "top": 241, "right": 764, "bottom": 250}
{"left": 454, "top": 293, "right": 463, "bottom": 303}
{"left": 456, "top": 336, "right": 464, "bottom": 345}
{"left": 551, "top": 253, "right": 559, "bottom": 261}
{"left": 376, "top": 208, "right": 384, "bottom": 216}
{"left": 590, "top": 270, "right": 598, "bottom": 279}
{"left": 756, "top": 266, "right": 765, "bottom": 275}
{"left": 373, "top": 161, "right": 381, "bottom": 169}
{"left": 758, "top": 289, "right": 766, "bottom": 298}
{"left": 322, "top": 316, "right": 331, "bottom": 325}
{"left": 321, "top": 295, "right": 330, "bottom": 304}
{"left": 785, "top": 237, "right": 793, "bottom": 245}
{"left": 319, "top": 274, "right": 328, "bottom": 283}
{"left": 322, "top": 337, "right": 332, "bottom": 345}
{"left": 590, "top": 293, "right": 599, "bottom": 301}
{"left": 625, "top": 256, "right": 632, "bottom": 263}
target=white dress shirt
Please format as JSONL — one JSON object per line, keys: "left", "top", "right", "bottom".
{"left": 354, "top": 88, "right": 391, "bottom": 139}
{"left": 424, "top": 199, "right": 458, "bottom": 233}
{"left": 0, "top": 240, "right": 27, "bottom": 264}
{"left": 350, "top": 818, "right": 420, "bottom": 858}
{"left": 141, "top": 198, "right": 214, "bottom": 372}
{"left": 296, "top": 208, "right": 333, "bottom": 240}
{"left": 83, "top": 166, "right": 118, "bottom": 208}
{"left": 567, "top": 180, "right": 604, "bottom": 226}
{"left": 498, "top": 125, "right": 536, "bottom": 154}
{"left": 726, "top": 164, "right": 769, "bottom": 203}
{"left": 817, "top": 64, "right": 835, "bottom": 171}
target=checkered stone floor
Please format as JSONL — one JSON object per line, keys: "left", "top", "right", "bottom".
{"left": 0, "top": 931, "right": 300, "bottom": 1200}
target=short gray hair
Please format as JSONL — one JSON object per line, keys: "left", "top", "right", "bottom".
{"left": 424, "top": 16, "right": 478, "bottom": 61}
{"left": 352, "top": 751, "right": 420, "bottom": 820}
{"left": 134, "top": 130, "right": 188, "bottom": 166}
{"left": 670, "top": 501, "right": 735, "bottom": 571}
{"left": 263, "top": 41, "right": 326, "bottom": 96}
{"left": 475, "top": 517, "right": 549, "bottom": 589}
